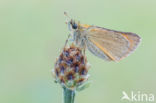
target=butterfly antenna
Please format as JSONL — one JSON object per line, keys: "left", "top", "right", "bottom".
{"left": 64, "top": 11, "right": 71, "bottom": 21}
{"left": 64, "top": 12, "right": 69, "bottom": 17}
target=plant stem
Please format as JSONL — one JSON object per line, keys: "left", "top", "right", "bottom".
{"left": 63, "top": 87, "right": 75, "bottom": 103}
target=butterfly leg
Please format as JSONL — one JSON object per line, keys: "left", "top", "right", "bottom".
{"left": 83, "top": 46, "right": 86, "bottom": 56}
{"left": 82, "top": 40, "right": 86, "bottom": 56}
{"left": 64, "top": 34, "right": 71, "bottom": 48}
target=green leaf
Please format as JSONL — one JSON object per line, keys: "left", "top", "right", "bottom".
{"left": 76, "top": 81, "right": 91, "bottom": 92}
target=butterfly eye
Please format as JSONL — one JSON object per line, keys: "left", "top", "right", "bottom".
{"left": 72, "top": 23, "right": 77, "bottom": 29}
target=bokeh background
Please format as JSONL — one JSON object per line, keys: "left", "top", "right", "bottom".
{"left": 0, "top": 0, "right": 156, "bottom": 103}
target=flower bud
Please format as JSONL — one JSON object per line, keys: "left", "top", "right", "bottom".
{"left": 53, "top": 44, "right": 90, "bottom": 90}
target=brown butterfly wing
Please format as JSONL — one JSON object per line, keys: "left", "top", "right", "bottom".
{"left": 85, "top": 26, "right": 141, "bottom": 61}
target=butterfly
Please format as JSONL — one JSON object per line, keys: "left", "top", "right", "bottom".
{"left": 64, "top": 12, "right": 141, "bottom": 61}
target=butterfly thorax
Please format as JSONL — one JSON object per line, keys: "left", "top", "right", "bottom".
{"left": 72, "top": 26, "right": 87, "bottom": 49}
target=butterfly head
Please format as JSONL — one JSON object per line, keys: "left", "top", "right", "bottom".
{"left": 68, "top": 19, "right": 78, "bottom": 31}
{"left": 64, "top": 12, "right": 79, "bottom": 31}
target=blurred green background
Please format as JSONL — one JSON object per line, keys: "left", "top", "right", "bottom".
{"left": 0, "top": 0, "right": 156, "bottom": 103}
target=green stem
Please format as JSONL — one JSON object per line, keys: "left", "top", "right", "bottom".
{"left": 63, "top": 87, "right": 75, "bottom": 103}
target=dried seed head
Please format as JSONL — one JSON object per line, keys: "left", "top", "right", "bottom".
{"left": 53, "top": 44, "right": 90, "bottom": 90}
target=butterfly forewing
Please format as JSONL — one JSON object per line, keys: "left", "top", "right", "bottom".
{"left": 85, "top": 26, "right": 141, "bottom": 61}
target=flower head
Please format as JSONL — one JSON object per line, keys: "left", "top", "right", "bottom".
{"left": 53, "top": 44, "right": 90, "bottom": 90}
